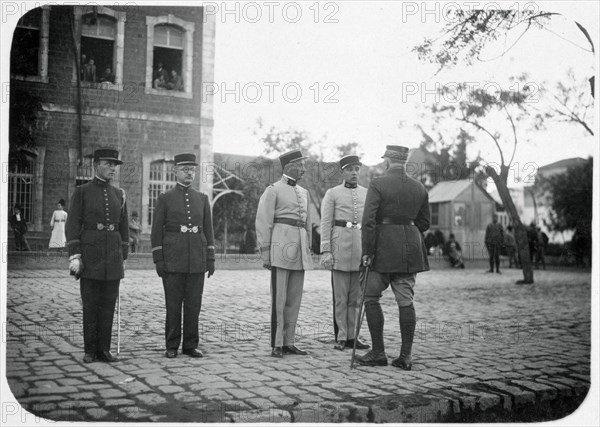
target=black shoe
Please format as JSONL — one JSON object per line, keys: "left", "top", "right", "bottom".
{"left": 391, "top": 355, "right": 412, "bottom": 370}
{"left": 96, "top": 351, "right": 119, "bottom": 363}
{"left": 334, "top": 340, "right": 346, "bottom": 351}
{"left": 346, "top": 338, "right": 370, "bottom": 350}
{"left": 496, "top": 270, "right": 501, "bottom": 274}
{"left": 182, "top": 348, "right": 203, "bottom": 358}
{"left": 165, "top": 349, "right": 178, "bottom": 358}
{"left": 283, "top": 345, "right": 308, "bottom": 355}
{"left": 83, "top": 352, "right": 96, "bottom": 363}
{"left": 485, "top": 270, "right": 493, "bottom": 273}
{"left": 271, "top": 347, "right": 283, "bottom": 358}
{"left": 355, "top": 350, "right": 387, "bottom": 366}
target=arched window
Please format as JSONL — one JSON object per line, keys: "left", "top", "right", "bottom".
{"left": 10, "top": 7, "right": 49, "bottom": 82}
{"left": 148, "top": 160, "right": 177, "bottom": 225}
{"left": 146, "top": 15, "right": 195, "bottom": 98}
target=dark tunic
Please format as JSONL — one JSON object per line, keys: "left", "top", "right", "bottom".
{"left": 151, "top": 184, "right": 215, "bottom": 273}
{"left": 361, "top": 167, "right": 430, "bottom": 273}
{"left": 66, "top": 178, "right": 129, "bottom": 280}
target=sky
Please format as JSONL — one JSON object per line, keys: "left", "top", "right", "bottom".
{"left": 211, "top": 1, "right": 598, "bottom": 175}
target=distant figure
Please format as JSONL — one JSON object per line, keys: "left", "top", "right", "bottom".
{"left": 80, "top": 54, "right": 87, "bottom": 80}
{"left": 83, "top": 58, "right": 96, "bottom": 82}
{"left": 445, "top": 233, "right": 465, "bottom": 269}
{"left": 99, "top": 66, "right": 114, "bottom": 83}
{"left": 504, "top": 225, "right": 519, "bottom": 268}
{"left": 424, "top": 231, "right": 436, "bottom": 255}
{"left": 527, "top": 222, "right": 538, "bottom": 266}
{"left": 49, "top": 199, "right": 68, "bottom": 250}
{"left": 311, "top": 224, "right": 321, "bottom": 255}
{"left": 167, "top": 70, "right": 183, "bottom": 91}
{"left": 153, "top": 61, "right": 169, "bottom": 84}
{"left": 535, "top": 227, "right": 548, "bottom": 270}
{"left": 434, "top": 229, "right": 445, "bottom": 257}
{"left": 243, "top": 225, "right": 257, "bottom": 254}
{"left": 128, "top": 211, "right": 142, "bottom": 253}
{"left": 10, "top": 204, "right": 31, "bottom": 251}
{"left": 153, "top": 73, "right": 167, "bottom": 89}
{"left": 484, "top": 213, "right": 503, "bottom": 274}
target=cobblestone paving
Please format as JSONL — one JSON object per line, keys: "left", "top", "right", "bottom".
{"left": 3, "top": 267, "right": 592, "bottom": 423}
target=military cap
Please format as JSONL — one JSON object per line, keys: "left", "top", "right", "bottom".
{"left": 382, "top": 145, "right": 409, "bottom": 162}
{"left": 279, "top": 149, "right": 308, "bottom": 169}
{"left": 339, "top": 154, "right": 362, "bottom": 169}
{"left": 174, "top": 153, "right": 198, "bottom": 166}
{"left": 93, "top": 148, "right": 123, "bottom": 165}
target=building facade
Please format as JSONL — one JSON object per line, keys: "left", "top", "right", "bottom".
{"left": 8, "top": 5, "right": 215, "bottom": 237}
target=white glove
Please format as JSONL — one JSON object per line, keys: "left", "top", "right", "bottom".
{"left": 69, "top": 257, "right": 83, "bottom": 275}
{"left": 320, "top": 252, "right": 334, "bottom": 270}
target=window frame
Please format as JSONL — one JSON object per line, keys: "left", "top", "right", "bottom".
{"left": 145, "top": 14, "right": 194, "bottom": 99}
{"left": 147, "top": 159, "right": 177, "bottom": 227}
{"left": 72, "top": 6, "right": 126, "bottom": 90}
{"left": 10, "top": 6, "right": 50, "bottom": 83}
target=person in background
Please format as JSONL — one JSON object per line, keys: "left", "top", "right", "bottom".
{"left": 128, "top": 211, "right": 142, "bottom": 253}
{"left": 535, "top": 227, "right": 548, "bottom": 270}
{"left": 167, "top": 69, "right": 184, "bottom": 91}
{"left": 99, "top": 66, "right": 114, "bottom": 83}
{"left": 484, "top": 214, "right": 503, "bottom": 274}
{"left": 49, "top": 199, "right": 68, "bottom": 251}
{"left": 445, "top": 233, "right": 465, "bottom": 269}
{"left": 10, "top": 204, "right": 31, "bottom": 251}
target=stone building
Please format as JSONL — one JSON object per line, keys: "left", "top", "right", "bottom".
{"left": 7, "top": 5, "right": 215, "bottom": 242}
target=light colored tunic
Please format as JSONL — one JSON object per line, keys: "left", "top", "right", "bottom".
{"left": 256, "top": 176, "right": 313, "bottom": 271}
{"left": 320, "top": 183, "right": 367, "bottom": 271}
{"left": 49, "top": 209, "right": 68, "bottom": 248}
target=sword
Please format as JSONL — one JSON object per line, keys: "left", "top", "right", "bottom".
{"left": 350, "top": 264, "right": 369, "bottom": 369}
{"left": 117, "top": 290, "right": 121, "bottom": 354}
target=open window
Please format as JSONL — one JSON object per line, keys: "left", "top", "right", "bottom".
{"left": 10, "top": 7, "right": 49, "bottom": 83}
{"left": 146, "top": 15, "right": 194, "bottom": 98}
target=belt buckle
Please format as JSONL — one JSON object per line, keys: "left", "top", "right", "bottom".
{"left": 191, "top": 226, "right": 198, "bottom": 233}
{"left": 356, "top": 223, "right": 362, "bottom": 230}
{"left": 108, "top": 224, "right": 115, "bottom": 231}
{"left": 97, "top": 223, "right": 104, "bottom": 231}
{"left": 346, "top": 221, "right": 352, "bottom": 228}
{"left": 180, "top": 225, "right": 188, "bottom": 233}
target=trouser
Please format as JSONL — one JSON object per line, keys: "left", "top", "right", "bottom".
{"left": 331, "top": 270, "right": 360, "bottom": 342}
{"left": 162, "top": 272, "right": 205, "bottom": 351}
{"left": 507, "top": 246, "right": 518, "bottom": 267}
{"left": 363, "top": 272, "right": 416, "bottom": 355}
{"left": 80, "top": 279, "right": 120, "bottom": 354}
{"left": 270, "top": 267, "right": 304, "bottom": 347}
{"left": 535, "top": 247, "right": 546, "bottom": 269}
{"left": 14, "top": 231, "right": 31, "bottom": 251}
{"left": 486, "top": 244, "right": 501, "bottom": 271}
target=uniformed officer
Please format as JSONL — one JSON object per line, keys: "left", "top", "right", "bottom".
{"left": 66, "top": 148, "right": 129, "bottom": 363}
{"left": 320, "top": 155, "right": 370, "bottom": 351}
{"left": 256, "top": 149, "right": 312, "bottom": 358}
{"left": 356, "top": 145, "right": 430, "bottom": 370}
{"left": 151, "top": 153, "right": 216, "bottom": 359}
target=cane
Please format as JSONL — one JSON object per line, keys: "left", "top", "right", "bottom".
{"left": 117, "top": 291, "right": 121, "bottom": 354}
{"left": 350, "top": 265, "right": 369, "bottom": 369}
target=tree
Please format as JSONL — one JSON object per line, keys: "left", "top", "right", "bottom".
{"left": 426, "top": 80, "right": 537, "bottom": 283}
{"left": 336, "top": 142, "right": 364, "bottom": 158}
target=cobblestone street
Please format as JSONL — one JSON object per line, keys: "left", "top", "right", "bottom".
{"left": 3, "top": 267, "right": 593, "bottom": 423}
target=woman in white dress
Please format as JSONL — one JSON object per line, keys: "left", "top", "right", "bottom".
{"left": 49, "top": 199, "right": 68, "bottom": 250}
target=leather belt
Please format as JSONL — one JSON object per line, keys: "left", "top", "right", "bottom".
{"left": 164, "top": 225, "right": 201, "bottom": 233}
{"left": 83, "top": 223, "right": 118, "bottom": 231}
{"left": 377, "top": 217, "right": 414, "bottom": 226}
{"left": 334, "top": 220, "right": 362, "bottom": 229}
{"left": 274, "top": 218, "right": 306, "bottom": 228}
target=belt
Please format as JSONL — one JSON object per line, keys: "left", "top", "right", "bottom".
{"left": 83, "top": 223, "right": 118, "bottom": 231}
{"left": 377, "top": 217, "right": 414, "bottom": 226}
{"left": 164, "top": 225, "right": 201, "bottom": 233}
{"left": 334, "top": 220, "right": 362, "bottom": 229}
{"left": 274, "top": 218, "right": 306, "bottom": 228}
{"left": 54, "top": 219, "right": 65, "bottom": 222}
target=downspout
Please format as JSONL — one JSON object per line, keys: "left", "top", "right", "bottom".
{"left": 69, "top": 7, "right": 83, "bottom": 167}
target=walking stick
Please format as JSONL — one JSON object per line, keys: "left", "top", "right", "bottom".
{"left": 350, "top": 265, "right": 369, "bottom": 369}
{"left": 117, "top": 291, "right": 121, "bottom": 354}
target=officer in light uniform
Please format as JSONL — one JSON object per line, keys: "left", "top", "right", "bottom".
{"left": 256, "top": 149, "right": 313, "bottom": 358}
{"left": 151, "top": 153, "right": 216, "bottom": 359}
{"left": 66, "top": 148, "right": 129, "bottom": 364}
{"left": 320, "top": 155, "right": 370, "bottom": 351}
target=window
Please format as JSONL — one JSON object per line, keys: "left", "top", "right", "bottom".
{"left": 148, "top": 160, "right": 177, "bottom": 225}
{"left": 8, "top": 161, "right": 34, "bottom": 223}
{"left": 73, "top": 7, "right": 125, "bottom": 88}
{"left": 76, "top": 156, "right": 94, "bottom": 186}
{"left": 10, "top": 7, "right": 49, "bottom": 82}
{"left": 454, "top": 202, "right": 469, "bottom": 227}
{"left": 431, "top": 203, "right": 439, "bottom": 226}
{"left": 146, "top": 15, "right": 195, "bottom": 98}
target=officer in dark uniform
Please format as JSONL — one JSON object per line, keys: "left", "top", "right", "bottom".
{"left": 151, "top": 153, "right": 216, "bottom": 359}
{"left": 356, "top": 145, "right": 430, "bottom": 370}
{"left": 66, "top": 148, "right": 129, "bottom": 363}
